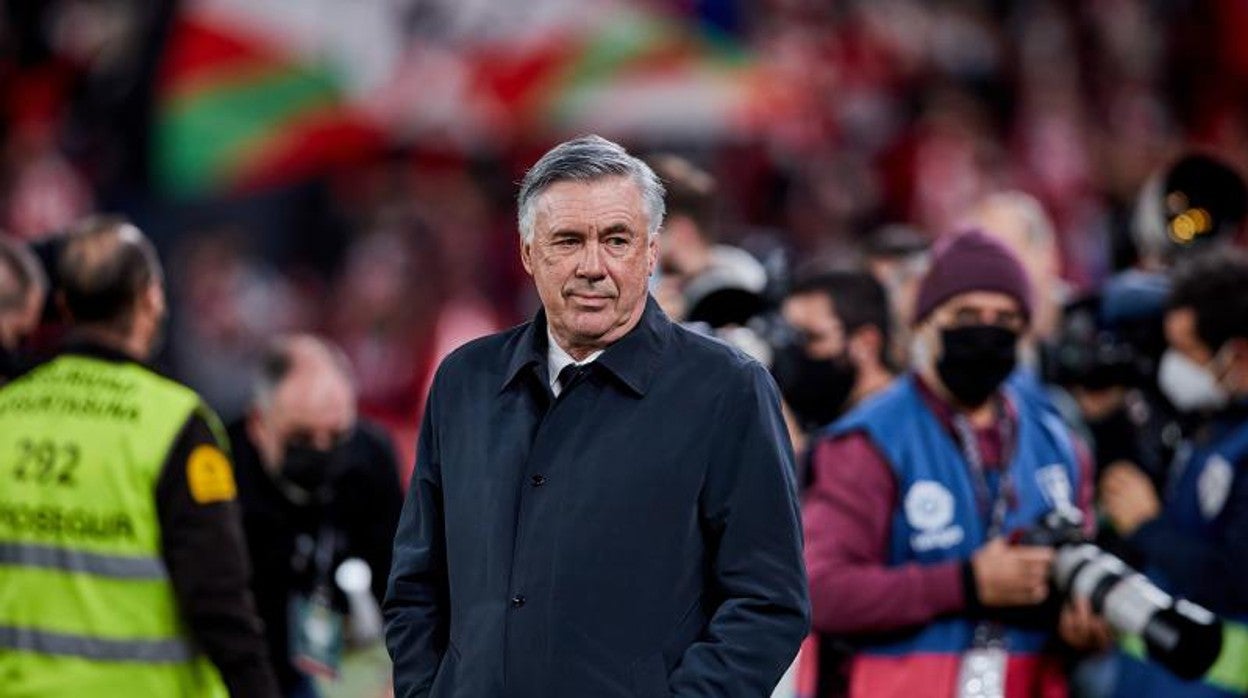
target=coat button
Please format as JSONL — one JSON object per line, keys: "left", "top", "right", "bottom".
{"left": 530, "top": 474, "right": 547, "bottom": 487}
{"left": 511, "top": 594, "right": 527, "bottom": 608}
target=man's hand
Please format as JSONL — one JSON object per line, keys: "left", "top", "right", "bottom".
{"left": 1057, "top": 597, "right": 1114, "bottom": 652}
{"left": 970, "top": 538, "right": 1055, "bottom": 607}
{"left": 1100, "top": 461, "right": 1161, "bottom": 536}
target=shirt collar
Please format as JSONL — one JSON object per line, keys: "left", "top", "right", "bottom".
{"left": 500, "top": 295, "right": 673, "bottom": 396}
{"left": 546, "top": 327, "right": 602, "bottom": 393}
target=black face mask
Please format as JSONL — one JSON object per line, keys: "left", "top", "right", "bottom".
{"left": 278, "top": 443, "right": 339, "bottom": 502}
{"left": 936, "top": 325, "right": 1019, "bottom": 408}
{"left": 773, "top": 342, "right": 859, "bottom": 431}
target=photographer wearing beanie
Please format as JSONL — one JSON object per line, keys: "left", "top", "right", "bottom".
{"left": 803, "top": 231, "right": 1108, "bottom": 698}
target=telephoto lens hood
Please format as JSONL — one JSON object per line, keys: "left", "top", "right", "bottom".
{"left": 1053, "top": 543, "right": 1223, "bottom": 680}
{"left": 1141, "top": 600, "right": 1224, "bottom": 680}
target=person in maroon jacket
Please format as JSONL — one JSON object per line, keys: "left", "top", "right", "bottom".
{"left": 803, "top": 231, "right": 1112, "bottom": 698}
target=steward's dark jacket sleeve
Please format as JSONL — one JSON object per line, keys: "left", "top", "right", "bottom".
{"left": 383, "top": 383, "right": 449, "bottom": 698}
{"left": 155, "top": 415, "right": 281, "bottom": 698}
{"left": 669, "top": 361, "right": 811, "bottom": 697}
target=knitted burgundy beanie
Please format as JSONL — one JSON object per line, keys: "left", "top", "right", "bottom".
{"left": 912, "top": 230, "right": 1032, "bottom": 325}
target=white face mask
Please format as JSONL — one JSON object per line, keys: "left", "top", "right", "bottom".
{"left": 1158, "top": 348, "right": 1228, "bottom": 413}
{"left": 909, "top": 333, "right": 932, "bottom": 372}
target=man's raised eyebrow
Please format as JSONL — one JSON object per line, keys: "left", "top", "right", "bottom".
{"left": 600, "top": 223, "right": 634, "bottom": 235}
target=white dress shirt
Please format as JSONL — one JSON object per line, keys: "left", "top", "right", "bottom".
{"left": 547, "top": 328, "right": 602, "bottom": 397}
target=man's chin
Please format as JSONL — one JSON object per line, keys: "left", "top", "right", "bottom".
{"left": 566, "top": 322, "right": 612, "bottom": 344}
{"left": 563, "top": 313, "right": 626, "bottom": 344}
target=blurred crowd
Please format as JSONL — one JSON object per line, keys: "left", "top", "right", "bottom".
{"left": 4, "top": 0, "right": 1248, "bottom": 466}
{"left": 4, "top": 1, "right": 1248, "bottom": 697}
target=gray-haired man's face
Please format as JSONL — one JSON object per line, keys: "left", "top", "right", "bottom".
{"left": 521, "top": 175, "right": 657, "bottom": 359}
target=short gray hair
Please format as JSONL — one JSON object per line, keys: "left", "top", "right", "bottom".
{"left": 517, "top": 135, "right": 666, "bottom": 243}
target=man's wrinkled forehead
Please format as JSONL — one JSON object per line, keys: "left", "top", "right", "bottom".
{"left": 531, "top": 176, "right": 647, "bottom": 231}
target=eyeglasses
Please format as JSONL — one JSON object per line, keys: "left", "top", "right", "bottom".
{"left": 941, "top": 305, "right": 1026, "bottom": 333}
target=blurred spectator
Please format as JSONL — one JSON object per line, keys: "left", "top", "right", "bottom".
{"left": 650, "top": 154, "right": 767, "bottom": 323}
{"left": 776, "top": 269, "right": 895, "bottom": 443}
{"left": 4, "top": 4, "right": 1248, "bottom": 697}
{"left": 0, "top": 234, "right": 46, "bottom": 381}
{"left": 863, "top": 223, "right": 931, "bottom": 368}
{"left": 170, "top": 229, "right": 315, "bottom": 420}
{"left": 965, "top": 191, "right": 1067, "bottom": 344}
{"left": 803, "top": 232, "right": 1106, "bottom": 697}
{"left": 5, "top": 2, "right": 1245, "bottom": 468}
{"left": 1102, "top": 253, "right": 1248, "bottom": 697}
{"left": 326, "top": 222, "right": 444, "bottom": 477}
{"left": 231, "top": 334, "right": 403, "bottom": 698}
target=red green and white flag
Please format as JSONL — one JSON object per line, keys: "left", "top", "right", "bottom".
{"left": 153, "top": 1, "right": 385, "bottom": 197}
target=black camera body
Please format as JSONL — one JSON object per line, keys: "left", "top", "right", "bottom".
{"left": 1021, "top": 510, "right": 1223, "bottom": 680}
{"left": 1046, "top": 286, "right": 1166, "bottom": 393}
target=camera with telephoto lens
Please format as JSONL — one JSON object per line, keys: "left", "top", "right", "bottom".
{"left": 1020, "top": 510, "right": 1223, "bottom": 680}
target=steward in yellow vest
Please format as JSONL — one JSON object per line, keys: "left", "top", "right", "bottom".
{"left": 0, "top": 217, "right": 280, "bottom": 697}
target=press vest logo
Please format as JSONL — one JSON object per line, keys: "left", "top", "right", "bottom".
{"left": 1036, "top": 464, "right": 1075, "bottom": 514}
{"left": 1198, "top": 455, "right": 1234, "bottom": 521}
{"left": 904, "top": 480, "right": 963, "bottom": 552}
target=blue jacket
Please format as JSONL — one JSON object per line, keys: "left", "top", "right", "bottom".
{"left": 384, "top": 298, "right": 810, "bottom": 697}
{"left": 1114, "top": 407, "right": 1248, "bottom": 697}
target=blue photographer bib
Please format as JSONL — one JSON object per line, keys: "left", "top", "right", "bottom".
{"left": 825, "top": 374, "right": 1081, "bottom": 697}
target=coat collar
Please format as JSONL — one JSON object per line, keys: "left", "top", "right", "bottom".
{"left": 500, "top": 295, "right": 672, "bottom": 397}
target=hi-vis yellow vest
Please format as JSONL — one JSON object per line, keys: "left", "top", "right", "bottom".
{"left": 0, "top": 353, "right": 230, "bottom": 697}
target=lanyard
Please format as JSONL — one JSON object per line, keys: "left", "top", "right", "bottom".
{"left": 294, "top": 524, "right": 341, "bottom": 597}
{"left": 951, "top": 400, "right": 1016, "bottom": 654}
{"left": 313, "top": 525, "right": 338, "bottom": 585}
{"left": 950, "top": 401, "right": 1015, "bottom": 542}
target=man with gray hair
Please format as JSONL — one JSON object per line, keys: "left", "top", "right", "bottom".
{"left": 385, "top": 135, "right": 810, "bottom": 697}
{"left": 0, "top": 235, "right": 47, "bottom": 382}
